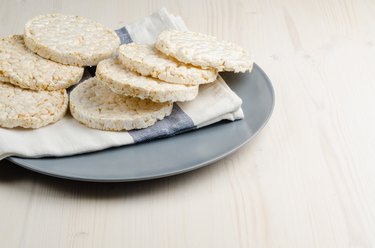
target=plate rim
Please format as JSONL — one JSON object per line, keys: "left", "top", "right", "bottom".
{"left": 7, "top": 63, "right": 275, "bottom": 182}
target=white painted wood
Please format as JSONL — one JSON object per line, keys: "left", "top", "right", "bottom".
{"left": 1, "top": 0, "right": 375, "bottom": 247}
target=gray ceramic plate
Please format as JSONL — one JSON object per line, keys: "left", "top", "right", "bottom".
{"left": 8, "top": 64, "right": 275, "bottom": 182}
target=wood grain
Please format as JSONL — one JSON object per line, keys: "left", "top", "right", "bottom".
{"left": 1, "top": 0, "right": 375, "bottom": 247}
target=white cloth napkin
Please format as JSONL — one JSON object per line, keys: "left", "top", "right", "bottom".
{"left": 0, "top": 8, "right": 243, "bottom": 160}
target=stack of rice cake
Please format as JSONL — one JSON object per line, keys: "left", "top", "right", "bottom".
{"left": 1, "top": 13, "right": 253, "bottom": 132}
{"left": 0, "top": 34, "right": 84, "bottom": 128}
{"left": 93, "top": 30, "right": 253, "bottom": 131}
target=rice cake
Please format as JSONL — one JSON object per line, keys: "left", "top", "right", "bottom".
{"left": 69, "top": 77, "right": 173, "bottom": 131}
{"left": 24, "top": 14, "right": 120, "bottom": 66}
{"left": 0, "top": 35, "right": 83, "bottom": 91}
{"left": 155, "top": 30, "right": 253, "bottom": 72}
{"left": 118, "top": 43, "right": 217, "bottom": 85}
{"left": 0, "top": 81, "right": 68, "bottom": 128}
{"left": 96, "top": 58, "right": 199, "bottom": 103}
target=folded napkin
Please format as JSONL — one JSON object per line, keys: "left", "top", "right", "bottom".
{"left": 0, "top": 8, "right": 243, "bottom": 160}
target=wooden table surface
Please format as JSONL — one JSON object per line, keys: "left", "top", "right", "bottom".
{"left": 1, "top": 0, "right": 375, "bottom": 247}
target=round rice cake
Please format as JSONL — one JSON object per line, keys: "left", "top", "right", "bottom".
{"left": 24, "top": 14, "right": 120, "bottom": 66}
{"left": 0, "top": 35, "right": 84, "bottom": 91}
{"left": 96, "top": 58, "right": 199, "bottom": 102}
{"left": 155, "top": 30, "right": 253, "bottom": 72}
{"left": 69, "top": 77, "right": 173, "bottom": 131}
{"left": 0, "top": 81, "right": 68, "bottom": 129}
{"left": 118, "top": 43, "right": 217, "bottom": 85}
